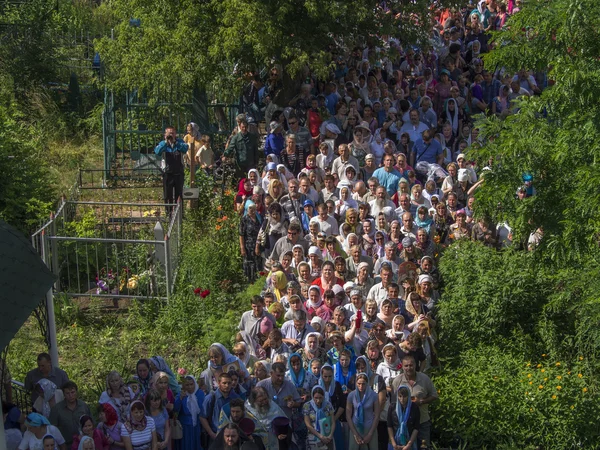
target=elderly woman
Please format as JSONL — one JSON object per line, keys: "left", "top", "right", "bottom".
{"left": 33, "top": 379, "right": 62, "bottom": 419}
{"left": 148, "top": 357, "right": 180, "bottom": 396}
{"left": 200, "top": 343, "right": 249, "bottom": 394}
{"left": 298, "top": 332, "right": 327, "bottom": 369}
{"left": 99, "top": 372, "right": 135, "bottom": 420}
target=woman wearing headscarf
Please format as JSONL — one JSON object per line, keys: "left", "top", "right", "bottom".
{"left": 246, "top": 169, "right": 262, "bottom": 189}
{"left": 235, "top": 178, "right": 254, "bottom": 215}
{"left": 303, "top": 386, "right": 336, "bottom": 450}
{"left": 71, "top": 415, "right": 108, "bottom": 450}
{"left": 300, "top": 199, "right": 317, "bottom": 235}
{"left": 200, "top": 343, "right": 249, "bottom": 394}
{"left": 416, "top": 322, "right": 439, "bottom": 374}
{"left": 98, "top": 403, "right": 123, "bottom": 450}
{"left": 298, "top": 332, "right": 327, "bottom": 370}
{"left": 301, "top": 154, "right": 326, "bottom": 185}
{"left": 353, "top": 262, "right": 374, "bottom": 299}
{"left": 148, "top": 358, "right": 180, "bottom": 397}
{"left": 267, "top": 270, "right": 287, "bottom": 301}
{"left": 372, "top": 230, "right": 387, "bottom": 261}
{"left": 349, "top": 122, "right": 371, "bottom": 168}
{"left": 414, "top": 207, "right": 433, "bottom": 235}
{"left": 120, "top": 400, "right": 157, "bottom": 450}
{"left": 33, "top": 379, "right": 62, "bottom": 419}
{"left": 20, "top": 413, "right": 65, "bottom": 450}
{"left": 239, "top": 200, "right": 262, "bottom": 273}
{"left": 173, "top": 375, "right": 204, "bottom": 450}
{"left": 100, "top": 372, "right": 135, "bottom": 421}
{"left": 262, "top": 162, "right": 287, "bottom": 194}
{"left": 286, "top": 353, "right": 318, "bottom": 401}
{"left": 183, "top": 123, "right": 202, "bottom": 167}
{"left": 387, "top": 386, "right": 419, "bottom": 450}
{"left": 346, "top": 372, "right": 380, "bottom": 450}
{"left": 335, "top": 184, "right": 358, "bottom": 219}
{"left": 77, "top": 436, "right": 94, "bottom": 450}
{"left": 355, "top": 355, "right": 388, "bottom": 450}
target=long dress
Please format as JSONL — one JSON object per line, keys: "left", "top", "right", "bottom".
{"left": 174, "top": 387, "right": 205, "bottom": 450}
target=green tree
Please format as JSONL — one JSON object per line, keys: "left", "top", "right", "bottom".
{"left": 94, "top": 0, "right": 434, "bottom": 100}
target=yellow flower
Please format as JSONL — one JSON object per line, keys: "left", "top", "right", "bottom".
{"left": 541, "top": 369, "right": 545, "bottom": 373}
{"left": 538, "top": 385, "right": 544, "bottom": 390}
{"left": 536, "top": 364, "right": 542, "bottom": 368}
{"left": 556, "top": 386, "right": 562, "bottom": 390}
{"left": 578, "top": 373, "right": 583, "bottom": 378}
{"left": 529, "top": 381, "right": 533, "bottom": 385}
{"left": 568, "top": 371, "right": 571, "bottom": 375}
{"left": 552, "top": 395, "right": 557, "bottom": 400}
{"left": 579, "top": 356, "right": 584, "bottom": 361}
{"left": 530, "top": 408, "right": 533, "bottom": 412}
{"left": 542, "top": 354, "right": 547, "bottom": 357}
{"left": 544, "top": 377, "right": 548, "bottom": 382}
{"left": 527, "top": 374, "right": 532, "bottom": 378}
{"left": 555, "top": 362, "right": 561, "bottom": 367}
{"left": 583, "top": 387, "right": 588, "bottom": 393}
{"left": 556, "top": 376, "right": 562, "bottom": 380}
{"left": 525, "top": 392, "right": 529, "bottom": 395}
{"left": 570, "top": 405, "right": 575, "bottom": 409}
{"left": 526, "top": 362, "right": 531, "bottom": 367}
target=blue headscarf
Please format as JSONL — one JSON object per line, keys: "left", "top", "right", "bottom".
{"left": 301, "top": 199, "right": 317, "bottom": 233}
{"left": 354, "top": 373, "right": 371, "bottom": 435}
{"left": 287, "top": 353, "right": 306, "bottom": 388}
{"left": 25, "top": 412, "right": 50, "bottom": 427}
{"left": 309, "top": 385, "right": 331, "bottom": 434}
{"left": 244, "top": 200, "right": 263, "bottom": 224}
{"left": 334, "top": 354, "right": 356, "bottom": 391}
{"left": 395, "top": 385, "right": 416, "bottom": 449}
{"left": 415, "top": 206, "right": 433, "bottom": 233}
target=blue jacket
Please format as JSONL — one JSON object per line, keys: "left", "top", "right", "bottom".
{"left": 264, "top": 133, "right": 284, "bottom": 157}
{"left": 155, "top": 139, "right": 188, "bottom": 174}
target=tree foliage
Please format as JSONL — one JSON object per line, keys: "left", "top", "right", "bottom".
{"left": 433, "top": 0, "right": 600, "bottom": 445}
{"left": 94, "top": 0, "right": 434, "bottom": 99}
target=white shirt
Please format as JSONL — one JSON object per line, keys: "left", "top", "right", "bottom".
{"left": 19, "top": 426, "right": 65, "bottom": 450}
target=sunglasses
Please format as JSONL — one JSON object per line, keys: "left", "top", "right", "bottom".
{"left": 289, "top": 121, "right": 297, "bottom": 125}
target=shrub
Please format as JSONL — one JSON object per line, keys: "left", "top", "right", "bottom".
{"left": 432, "top": 346, "right": 600, "bottom": 448}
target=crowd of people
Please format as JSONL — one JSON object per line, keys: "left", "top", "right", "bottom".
{"left": 3, "top": 1, "right": 545, "bottom": 450}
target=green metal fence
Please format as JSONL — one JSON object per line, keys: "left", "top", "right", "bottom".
{"left": 102, "top": 87, "right": 239, "bottom": 178}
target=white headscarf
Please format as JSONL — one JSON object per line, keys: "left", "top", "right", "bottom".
{"left": 77, "top": 436, "right": 94, "bottom": 450}
{"left": 183, "top": 376, "right": 201, "bottom": 427}
{"left": 188, "top": 122, "right": 201, "bottom": 140}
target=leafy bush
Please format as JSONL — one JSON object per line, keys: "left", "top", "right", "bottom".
{"left": 437, "top": 241, "right": 550, "bottom": 359}
{"left": 432, "top": 346, "right": 600, "bottom": 448}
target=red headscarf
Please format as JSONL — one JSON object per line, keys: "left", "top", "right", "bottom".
{"left": 237, "top": 178, "right": 253, "bottom": 197}
{"left": 102, "top": 403, "right": 118, "bottom": 427}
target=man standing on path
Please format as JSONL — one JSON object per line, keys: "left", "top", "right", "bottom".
{"left": 155, "top": 126, "right": 188, "bottom": 214}
{"left": 223, "top": 118, "right": 260, "bottom": 178}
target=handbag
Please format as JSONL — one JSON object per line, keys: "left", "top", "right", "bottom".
{"left": 170, "top": 418, "right": 183, "bottom": 440}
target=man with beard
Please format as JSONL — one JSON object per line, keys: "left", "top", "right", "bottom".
{"left": 210, "top": 422, "right": 259, "bottom": 450}
{"left": 244, "top": 386, "right": 289, "bottom": 450}
{"left": 280, "top": 179, "right": 307, "bottom": 223}
{"left": 369, "top": 186, "right": 396, "bottom": 218}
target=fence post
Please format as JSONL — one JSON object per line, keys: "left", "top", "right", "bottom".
{"left": 40, "top": 230, "right": 60, "bottom": 368}
{"left": 164, "top": 236, "right": 171, "bottom": 301}
{"left": 177, "top": 198, "right": 182, "bottom": 251}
